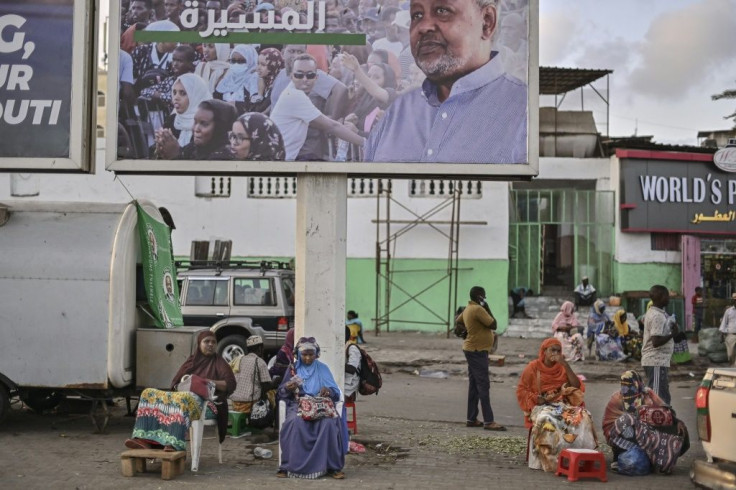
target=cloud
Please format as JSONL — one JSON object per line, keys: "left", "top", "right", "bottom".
{"left": 539, "top": 12, "right": 579, "bottom": 65}
{"left": 628, "top": 0, "right": 736, "bottom": 99}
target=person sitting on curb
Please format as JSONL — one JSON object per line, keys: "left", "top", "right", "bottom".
{"left": 574, "top": 276, "right": 597, "bottom": 307}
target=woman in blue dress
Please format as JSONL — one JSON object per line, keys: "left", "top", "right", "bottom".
{"left": 277, "top": 337, "right": 346, "bottom": 479}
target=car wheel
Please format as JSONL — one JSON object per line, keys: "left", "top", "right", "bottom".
{"left": 218, "top": 334, "right": 247, "bottom": 363}
{"left": 0, "top": 385, "right": 10, "bottom": 424}
{"left": 20, "top": 389, "right": 64, "bottom": 413}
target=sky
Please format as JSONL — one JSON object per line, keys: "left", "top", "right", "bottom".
{"left": 539, "top": 0, "right": 736, "bottom": 146}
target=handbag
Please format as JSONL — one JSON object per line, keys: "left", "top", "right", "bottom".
{"left": 638, "top": 405, "right": 675, "bottom": 427}
{"left": 177, "top": 374, "right": 216, "bottom": 400}
{"left": 297, "top": 395, "right": 338, "bottom": 421}
{"left": 248, "top": 363, "right": 274, "bottom": 429}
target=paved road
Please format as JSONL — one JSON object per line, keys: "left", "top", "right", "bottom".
{"left": 0, "top": 331, "right": 705, "bottom": 489}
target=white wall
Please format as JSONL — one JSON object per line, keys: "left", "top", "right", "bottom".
{"left": 0, "top": 142, "right": 510, "bottom": 262}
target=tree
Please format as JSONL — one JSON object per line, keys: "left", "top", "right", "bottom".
{"left": 712, "top": 84, "right": 736, "bottom": 127}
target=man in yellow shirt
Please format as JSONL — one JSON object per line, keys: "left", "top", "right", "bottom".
{"left": 460, "top": 286, "right": 506, "bottom": 431}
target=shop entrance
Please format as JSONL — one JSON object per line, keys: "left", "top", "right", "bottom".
{"left": 509, "top": 189, "right": 615, "bottom": 296}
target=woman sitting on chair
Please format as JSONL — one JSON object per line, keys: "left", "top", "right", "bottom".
{"left": 277, "top": 337, "right": 346, "bottom": 479}
{"left": 125, "top": 330, "right": 236, "bottom": 452}
{"left": 516, "top": 338, "right": 598, "bottom": 472}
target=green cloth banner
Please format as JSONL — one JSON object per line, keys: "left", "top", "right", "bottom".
{"left": 136, "top": 202, "right": 183, "bottom": 329}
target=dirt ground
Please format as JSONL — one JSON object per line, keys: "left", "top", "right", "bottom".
{"left": 0, "top": 331, "right": 710, "bottom": 489}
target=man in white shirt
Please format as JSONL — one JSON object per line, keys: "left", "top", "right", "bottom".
{"left": 270, "top": 54, "right": 364, "bottom": 160}
{"left": 641, "top": 285, "right": 678, "bottom": 405}
{"left": 574, "top": 277, "right": 597, "bottom": 307}
{"left": 719, "top": 293, "right": 736, "bottom": 366}
{"left": 344, "top": 327, "right": 362, "bottom": 402}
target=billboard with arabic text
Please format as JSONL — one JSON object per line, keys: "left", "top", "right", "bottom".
{"left": 106, "top": 0, "right": 538, "bottom": 178}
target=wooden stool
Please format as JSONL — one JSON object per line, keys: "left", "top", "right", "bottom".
{"left": 121, "top": 449, "right": 187, "bottom": 480}
{"left": 345, "top": 401, "right": 357, "bottom": 434}
{"left": 556, "top": 448, "right": 607, "bottom": 482}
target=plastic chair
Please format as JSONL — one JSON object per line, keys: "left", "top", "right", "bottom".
{"left": 278, "top": 394, "right": 344, "bottom": 468}
{"left": 189, "top": 404, "right": 223, "bottom": 472}
{"left": 344, "top": 400, "right": 357, "bottom": 434}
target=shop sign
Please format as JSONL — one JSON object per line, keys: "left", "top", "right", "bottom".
{"left": 620, "top": 158, "right": 736, "bottom": 235}
{"left": 714, "top": 146, "right": 736, "bottom": 173}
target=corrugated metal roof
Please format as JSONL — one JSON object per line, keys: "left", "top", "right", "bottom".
{"left": 540, "top": 67, "right": 612, "bottom": 95}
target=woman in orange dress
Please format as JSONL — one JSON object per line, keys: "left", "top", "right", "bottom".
{"left": 516, "top": 338, "right": 598, "bottom": 471}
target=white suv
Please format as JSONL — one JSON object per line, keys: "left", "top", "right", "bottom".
{"left": 178, "top": 261, "right": 295, "bottom": 362}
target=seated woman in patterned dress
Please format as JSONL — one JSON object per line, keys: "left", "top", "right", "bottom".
{"left": 516, "top": 338, "right": 598, "bottom": 472}
{"left": 124, "top": 330, "right": 235, "bottom": 451}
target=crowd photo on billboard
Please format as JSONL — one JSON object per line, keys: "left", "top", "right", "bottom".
{"left": 116, "top": 0, "right": 529, "bottom": 164}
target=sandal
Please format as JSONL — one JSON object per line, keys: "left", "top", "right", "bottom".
{"left": 124, "top": 438, "right": 152, "bottom": 450}
{"left": 276, "top": 470, "right": 287, "bottom": 478}
{"left": 330, "top": 471, "right": 345, "bottom": 479}
{"left": 483, "top": 422, "right": 507, "bottom": 431}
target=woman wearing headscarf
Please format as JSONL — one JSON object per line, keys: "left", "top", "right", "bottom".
{"left": 194, "top": 43, "right": 231, "bottom": 93}
{"left": 248, "top": 47, "right": 284, "bottom": 113}
{"left": 215, "top": 44, "right": 259, "bottom": 107}
{"left": 602, "top": 370, "right": 689, "bottom": 473}
{"left": 269, "top": 328, "right": 295, "bottom": 383}
{"left": 551, "top": 301, "right": 585, "bottom": 362}
{"left": 587, "top": 299, "right": 608, "bottom": 356}
{"left": 154, "top": 73, "right": 212, "bottom": 149}
{"left": 155, "top": 99, "right": 237, "bottom": 160}
{"left": 588, "top": 300, "right": 627, "bottom": 362}
{"left": 516, "top": 338, "right": 597, "bottom": 472}
{"left": 125, "top": 330, "right": 236, "bottom": 451}
{"left": 614, "top": 309, "right": 642, "bottom": 361}
{"left": 277, "top": 337, "right": 346, "bottom": 479}
{"left": 229, "top": 112, "right": 286, "bottom": 161}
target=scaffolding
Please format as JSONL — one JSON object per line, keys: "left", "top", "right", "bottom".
{"left": 373, "top": 180, "right": 484, "bottom": 338}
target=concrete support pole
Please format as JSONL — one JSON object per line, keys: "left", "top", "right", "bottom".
{"left": 295, "top": 174, "right": 347, "bottom": 390}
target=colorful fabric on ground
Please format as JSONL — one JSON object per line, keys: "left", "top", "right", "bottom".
{"left": 131, "top": 388, "right": 202, "bottom": 451}
{"left": 528, "top": 402, "right": 598, "bottom": 472}
{"left": 554, "top": 331, "right": 585, "bottom": 362}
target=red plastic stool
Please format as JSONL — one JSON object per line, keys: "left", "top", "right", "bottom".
{"left": 556, "top": 448, "right": 607, "bottom": 482}
{"left": 344, "top": 401, "right": 357, "bottom": 434}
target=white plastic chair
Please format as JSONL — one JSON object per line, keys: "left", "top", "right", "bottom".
{"left": 189, "top": 403, "right": 223, "bottom": 472}
{"left": 278, "top": 394, "right": 344, "bottom": 467}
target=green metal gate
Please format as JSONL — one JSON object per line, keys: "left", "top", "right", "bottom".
{"left": 509, "top": 189, "right": 615, "bottom": 296}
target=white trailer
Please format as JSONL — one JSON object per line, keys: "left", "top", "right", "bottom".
{"left": 0, "top": 200, "right": 199, "bottom": 424}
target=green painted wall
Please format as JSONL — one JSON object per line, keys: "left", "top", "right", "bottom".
{"left": 191, "top": 256, "right": 510, "bottom": 334}
{"left": 613, "top": 261, "right": 681, "bottom": 294}
{"left": 348, "top": 258, "right": 510, "bottom": 335}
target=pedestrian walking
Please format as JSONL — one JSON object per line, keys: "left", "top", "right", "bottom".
{"left": 719, "top": 293, "right": 736, "bottom": 366}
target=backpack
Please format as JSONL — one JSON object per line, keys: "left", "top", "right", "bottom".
{"left": 347, "top": 344, "right": 383, "bottom": 396}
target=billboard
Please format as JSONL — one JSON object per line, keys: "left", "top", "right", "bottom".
{"left": 0, "top": 0, "right": 95, "bottom": 172}
{"left": 106, "top": 0, "right": 538, "bottom": 178}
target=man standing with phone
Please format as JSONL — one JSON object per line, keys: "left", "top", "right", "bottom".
{"left": 461, "top": 286, "right": 506, "bottom": 431}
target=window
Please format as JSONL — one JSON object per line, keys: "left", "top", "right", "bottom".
{"left": 233, "top": 278, "right": 274, "bottom": 306}
{"left": 96, "top": 125, "right": 105, "bottom": 138}
{"left": 282, "top": 278, "right": 295, "bottom": 306}
{"left": 184, "top": 278, "right": 229, "bottom": 306}
{"left": 97, "top": 90, "right": 106, "bottom": 107}
{"left": 651, "top": 233, "right": 680, "bottom": 252}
